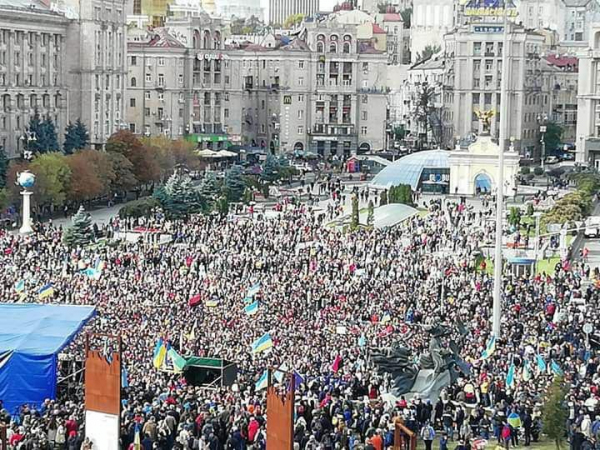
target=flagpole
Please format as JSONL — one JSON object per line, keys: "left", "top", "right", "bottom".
{"left": 492, "top": 3, "right": 510, "bottom": 337}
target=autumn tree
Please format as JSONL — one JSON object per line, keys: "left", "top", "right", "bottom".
{"left": 107, "top": 152, "right": 137, "bottom": 195}
{"left": 66, "top": 151, "right": 104, "bottom": 204}
{"left": 82, "top": 149, "right": 117, "bottom": 196}
{"left": 29, "top": 152, "right": 72, "bottom": 208}
{"left": 107, "top": 130, "right": 161, "bottom": 190}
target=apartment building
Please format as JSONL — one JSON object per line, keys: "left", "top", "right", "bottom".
{"left": 268, "top": 0, "right": 319, "bottom": 26}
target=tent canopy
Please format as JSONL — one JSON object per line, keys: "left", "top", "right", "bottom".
{"left": 0, "top": 304, "right": 95, "bottom": 413}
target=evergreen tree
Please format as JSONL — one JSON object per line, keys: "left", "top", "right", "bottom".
{"left": 223, "top": 165, "right": 246, "bottom": 202}
{"left": 26, "top": 109, "right": 44, "bottom": 153}
{"left": 63, "top": 122, "right": 78, "bottom": 154}
{"left": 542, "top": 376, "right": 568, "bottom": 449}
{"left": 63, "top": 206, "right": 95, "bottom": 247}
{"left": 74, "top": 119, "right": 90, "bottom": 149}
{"left": 260, "top": 154, "right": 280, "bottom": 185}
{"left": 154, "top": 171, "right": 201, "bottom": 219}
{"left": 367, "top": 200, "right": 374, "bottom": 227}
{"left": 41, "top": 116, "right": 59, "bottom": 152}
{"left": 0, "top": 146, "right": 8, "bottom": 188}
{"left": 350, "top": 193, "right": 359, "bottom": 230}
{"left": 199, "top": 172, "right": 221, "bottom": 211}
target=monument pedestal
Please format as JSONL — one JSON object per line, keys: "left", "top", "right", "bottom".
{"left": 19, "top": 191, "right": 33, "bottom": 234}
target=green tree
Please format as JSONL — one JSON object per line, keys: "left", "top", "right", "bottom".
{"left": 415, "top": 44, "right": 441, "bottom": 64}
{"left": 40, "top": 116, "right": 59, "bottom": 153}
{"left": 508, "top": 207, "right": 522, "bottom": 227}
{"left": 367, "top": 200, "right": 375, "bottom": 227}
{"left": 393, "top": 125, "right": 406, "bottom": 141}
{"left": 63, "top": 119, "right": 90, "bottom": 154}
{"left": 155, "top": 170, "right": 202, "bottom": 218}
{"left": 63, "top": 205, "right": 94, "bottom": 247}
{"left": 380, "top": 189, "right": 388, "bottom": 206}
{"left": 526, "top": 203, "right": 535, "bottom": 217}
{"left": 350, "top": 193, "right": 359, "bottom": 230}
{"left": 542, "top": 377, "right": 568, "bottom": 450}
{"left": 0, "top": 145, "right": 8, "bottom": 188}
{"left": 283, "top": 13, "right": 305, "bottom": 29}
{"left": 199, "top": 172, "right": 221, "bottom": 210}
{"left": 415, "top": 83, "right": 438, "bottom": 147}
{"left": 25, "top": 109, "right": 44, "bottom": 153}
{"left": 542, "top": 121, "right": 563, "bottom": 155}
{"left": 400, "top": 7, "right": 412, "bottom": 28}
{"left": 30, "top": 152, "right": 72, "bottom": 208}
{"left": 260, "top": 154, "right": 281, "bottom": 185}
{"left": 223, "top": 165, "right": 246, "bottom": 202}
{"left": 106, "top": 152, "right": 137, "bottom": 195}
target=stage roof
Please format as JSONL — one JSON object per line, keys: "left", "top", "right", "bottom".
{"left": 0, "top": 304, "right": 96, "bottom": 356}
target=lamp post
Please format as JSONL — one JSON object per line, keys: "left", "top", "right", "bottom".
{"left": 537, "top": 113, "right": 548, "bottom": 171}
{"left": 19, "top": 131, "right": 37, "bottom": 160}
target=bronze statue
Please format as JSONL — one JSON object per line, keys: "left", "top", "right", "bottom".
{"left": 475, "top": 109, "right": 495, "bottom": 134}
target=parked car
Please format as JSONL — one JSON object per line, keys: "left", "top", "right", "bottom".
{"left": 545, "top": 155, "right": 560, "bottom": 164}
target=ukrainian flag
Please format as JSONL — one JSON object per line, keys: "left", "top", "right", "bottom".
{"left": 14, "top": 280, "right": 24, "bottom": 293}
{"left": 251, "top": 332, "right": 273, "bottom": 354}
{"left": 38, "top": 283, "right": 54, "bottom": 299}
{"left": 206, "top": 299, "right": 219, "bottom": 307}
{"left": 247, "top": 282, "right": 261, "bottom": 298}
{"left": 153, "top": 338, "right": 167, "bottom": 369}
{"left": 481, "top": 335, "right": 496, "bottom": 360}
{"left": 167, "top": 346, "right": 187, "bottom": 373}
{"left": 551, "top": 360, "right": 564, "bottom": 376}
{"left": 244, "top": 300, "right": 259, "bottom": 315}
{"left": 255, "top": 370, "right": 269, "bottom": 390}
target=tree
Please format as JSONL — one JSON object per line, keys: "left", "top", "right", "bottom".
{"left": 63, "top": 205, "right": 94, "bottom": 247}
{"left": 38, "top": 116, "right": 60, "bottom": 153}
{"left": 508, "top": 207, "right": 522, "bottom": 227}
{"left": 25, "top": 109, "right": 44, "bottom": 154}
{"left": 260, "top": 154, "right": 280, "bottom": 185}
{"left": 106, "top": 152, "right": 137, "bottom": 195}
{"left": 542, "top": 377, "right": 568, "bottom": 450}
{"left": 107, "top": 130, "right": 161, "bottom": 189}
{"left": 154, "top": 171, "right": 202, "bottom": 219}
{"left": 199, "top": 172, "right": 221, "bottom": 210}
{"left": 415, "top": 83, "right": 437, "bottom": 147}
{"left": 82, "top": 149, "right": 117, "bottom": 197}
{"left": 63, "top": 119, "right": 90, "bottom": 154}
{"left": 400, "top": 7, "right": 412, "bottom": 29}
{"left": 393, "top": 125, "right": 406, "bottom": 142}
{"left": 542, "top": 122, "right": 563, "bottom": 155}
{"left": 283, "top": 13, "right": 304, "bottom": 29}
{"left": 29, "top": 152, "right": 72, "bottom": 208}
{"left": 350, "top": 193, "right": 359, "bottom": 230}
{"left": 66, "top": 151, "right": 104, "bottom": 204}
{"left": 415, "top": 44, "right": 441, "bottom": 64}
{"left": 0, "top": 145, "right": 8, "bottom": 188}
{"left": 223, "top": 165, "right": 246, "bottom": 202}
{"left": 367, "top": 200, "right": 375, "bottom": 227}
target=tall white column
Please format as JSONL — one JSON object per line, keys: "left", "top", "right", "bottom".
{"left": 20, "top": 191, "right": 33, "bottom": 234}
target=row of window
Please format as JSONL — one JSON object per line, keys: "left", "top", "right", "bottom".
{"left": 0, "top": 73, "right": 59, "bottom": 87}
{"left": 0, "top": 50, "right": 59, "bottom": 68}
{"left": 0, "top": 30, "right": 61, "bottom": 47}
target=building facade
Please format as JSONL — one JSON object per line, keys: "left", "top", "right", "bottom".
{"left": 542, "top": 54, "right": 578, "bottom": 145}
{"left": 443, "top": 21, "right": 546, "bottom": 155}
{"left": 268, "top": 0, "right": 319, "bottom": 26}
{"left": 0, "top": 3, "right": 69, "bottom": 158}
{"left": 411, "top": 0, "right": 456, "bottom": 63}
{"left": 216, "top": 0, "right": 263, "bottom": 20}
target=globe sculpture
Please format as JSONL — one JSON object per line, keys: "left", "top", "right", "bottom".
{"left": 17, "top": 171, "right": 35, "bottom": 189}
{"left": 17, "top": 171, "right": 35, "bottom": 234}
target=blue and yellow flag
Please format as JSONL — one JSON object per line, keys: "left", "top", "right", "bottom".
{"left": 551, "top": 360, "right": 564, "bottom": 376}
{"left": 255, "top": 370, "right": 269, "bottom": 390}
{"left": 244, "top": 300, "right": 259, "bottom": 315}
{"left": 506, "top": 363, "right": 515, "bottom": 388}
{"left": 14, "top": 280, "right": 25, "bottom": 293}
{"left": 251, "top": 332, "right": 273, "bottom": 354}
{"left": 153, "top": 338, "right": 167, "bottom": 369}
{"left": 247, "top": 282, "right": 261, "bottom": 298}
{"left": 481, "top": 335, "right": 496, "bottom": 360}
{"left": 38, "top": 283, "right": 54, "bottom": 299}
{"left": 536, "top": 354, "right": 547, "bottom": 372}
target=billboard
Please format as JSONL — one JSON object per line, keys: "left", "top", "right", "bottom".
{"left": 463, "top": 0, "right": 517, "bottom": 17}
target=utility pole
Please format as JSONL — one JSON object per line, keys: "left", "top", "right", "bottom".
{"left": 492, "top": 7, "right": 511, "bottom": 337}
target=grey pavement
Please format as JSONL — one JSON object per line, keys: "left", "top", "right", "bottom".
{"left": 49, "top": 202, "right": 128, "bottom": 228}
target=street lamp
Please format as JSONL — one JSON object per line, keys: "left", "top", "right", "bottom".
{"left": 19, "top": 131, "right": 37, "bottom": 161}
{"left": 537, "top": 113, "right": 548, "bottom": 170}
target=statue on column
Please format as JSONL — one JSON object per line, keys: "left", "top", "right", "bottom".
{"left": 475, "top": 110, "right": 495, "bottom": 135}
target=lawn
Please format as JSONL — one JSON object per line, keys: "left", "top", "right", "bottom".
{"left": 479, "top": 257, "right": 560, "bottom": 276}
{"left": 415, "top": 438, "right": 559, "bottom": 450}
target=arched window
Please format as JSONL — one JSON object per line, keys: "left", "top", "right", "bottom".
{"left": 130, "top": 77, "right": 137, "bottom": 87}
{"left": 343, "top": 35, "right": 352, "bottom": 53}
{"left": 29, "top": 94, "right": 37, "bottom": 108}
{"left": 317, "top": 41, "right": 324, "bottom": 53}
{"left": 203, "top": 30, "right": 211, "bottom": 49}
{"left": 213, "top": 31, "right": 221, "bottom": 49}
{"left": 329, "top": 42, "right": 337, "bottom": 53}
{"left": 343, "top": 42, "right": 351, "bottom": 53}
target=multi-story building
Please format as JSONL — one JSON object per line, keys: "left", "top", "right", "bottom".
{"left": 125, "top": 12, "right": 230, "bottom": 146}
{"left": 560, "top": 0, "right": 599, "bottom": 45}
{"left": 0, "top": 0, "right": 126, "bottom": 157}
{"left": 443, "top": 21, "right": 546, "bottom": 155}
{"left": 268, "top": 0, "right": 319, "bottom": 26}
{"left": 375, "top": 11, "right": 406, "bottom": 65}
{"left": 575, "top": 24, "right": 600, "bottom": 165}
{"left": 65, "top": 0, "right": 128, "bottom": 149}
{"left": 411, "top": 0, "right": 456, "bottom": 63}
{"left": 517, "top": 0, "right": 561, "bottom": 32}
{"left": 0, "top": 2, "right": 69, "bottom": 157}
{"left": 542, "top": 54, "right": 578, "bottom": 144}
{"left": 216, "top": 0, "right": 263, "bottom": 20}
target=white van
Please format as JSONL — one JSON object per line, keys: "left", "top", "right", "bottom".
{"left": 585, "top": 216, "right": 600, "bottom": 238}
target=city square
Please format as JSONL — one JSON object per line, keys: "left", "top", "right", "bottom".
{"left": 0, "top": 0, "right": 599, "bottom": 449}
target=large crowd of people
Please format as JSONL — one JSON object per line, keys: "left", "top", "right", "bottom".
{"left": 0, "top": 189, "right": 597, "bottom": 450}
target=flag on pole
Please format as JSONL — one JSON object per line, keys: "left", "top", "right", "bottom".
{"left": 331, "top": 354, "right": 342, "bottom": 373}
{"left": 206, "top": 298, "right": 220, "bottom": 307}
{"left": 255, "top": 370, "right": 269, "bottom": 390}
{"left": 536, "top": 354, "right": 547, "bottom": 372}
{"left": 153, "top": 338, "right": 167, "bottom": 369}
{"left": 247, "top": 282, "right": 261, "bottom": 298}
{"left": 551, "top": 360, "right": 564, "bottom": 376}
{"left": 186, "top": 322, "right": 196, "bottom": 341}
{"left": 506, "top": 363, "right": 515, "bottom": 388}
{"left": 121, "top": 365, "right": 129, "bottom": 388}
{"left": 358, "top": 334, "right": 366, "bottom": 347}
{"left": 251, "top": 333, "right": 274, "bottom": 354}
{"left": 481, "top": 335, "right": 496, "bottom": 360}
{"left": 167, "top": 346, "right": 187, "bottom": 373}
{"left": 274, "top": 363, "right": 288, "bottom": 383}
{"left": 134, "top": 423, "right": 141, "bottom": 450}
{"left": 244, "top": 300, "right": 259, "bottom": 315}
{"left": 293, "top": 370, "right": 304, "bottom": 387}
{"left": 189, "top": 294, "right": 202, "bottom": 308}
{"left": 38, "top": 283, "right": 54, "bottom": 299}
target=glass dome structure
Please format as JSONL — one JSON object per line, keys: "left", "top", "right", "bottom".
{"left": 370, "top": 150, "right": 450, "bottom": 191}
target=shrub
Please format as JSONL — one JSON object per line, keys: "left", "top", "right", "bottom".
{"left": 119, "top": 198, "right": 160, "bottom": 218}
{"left": 533, "top": 167, "right": 544, "bottom": 176}
{"left": 520, "top": 166, "right": 531, "bottom": 175}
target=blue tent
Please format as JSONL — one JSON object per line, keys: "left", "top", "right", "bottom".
{"left": 0, "top": 304, "right": 95, "bottom": 413}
